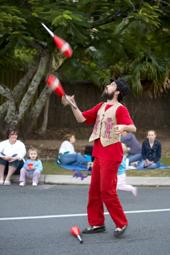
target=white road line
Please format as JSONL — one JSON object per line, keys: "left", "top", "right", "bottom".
{"left": 0, "top": 208, "right": 170, "bottom": 221}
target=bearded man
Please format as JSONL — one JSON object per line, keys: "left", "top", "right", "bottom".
{"left": 62, "top": 78, "right": 136, "bottom": 238}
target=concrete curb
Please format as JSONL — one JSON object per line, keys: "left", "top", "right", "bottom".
{"left": 126, "top": 176, "right": 170, "bottom": 187}
{"left": 11, "top": 175, "right": 170, "bottom": 186}
{"left": 44, "top": 174, "right": 91, "bottom": 185}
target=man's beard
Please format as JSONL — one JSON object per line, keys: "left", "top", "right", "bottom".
{"left": 101, "top": 88, "right": 115, "bottom": 101}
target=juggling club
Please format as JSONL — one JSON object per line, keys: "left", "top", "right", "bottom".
{"left": 70, "top": 225, "right": 83, "bottom": 244}
{"left": 41, "top": 23, "right": 73, "bottom": 58}
{"left": 46, "top": 74, "right": 65, "bottom": 97}
{"left": 46, "top": 74, "right": 77, "bottom": 109}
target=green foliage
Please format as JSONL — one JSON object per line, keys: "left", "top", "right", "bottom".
{"left": 15, "top": 47, "right": 37, "bottom": 66}
{"left": 0, "top": 0, "right": 169, "bottom": 95}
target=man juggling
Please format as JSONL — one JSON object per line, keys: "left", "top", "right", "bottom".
{"left": 42, "top": 22, "right": 136, "bottom": 239}
{"left": 61, "top": 78, "right": 136, "bottom": 238}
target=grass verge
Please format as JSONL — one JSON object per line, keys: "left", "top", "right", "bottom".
{"left": 43, "top": 157, "right": 170, "bottom": 177}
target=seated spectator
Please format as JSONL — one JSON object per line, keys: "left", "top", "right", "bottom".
{"left": 121, "top": 131, "right": 142, "bottom": 164}
{"left": 137, "top": 130, "right": 161, "bottom": 169}
{"left": 117, "top": 143, "right": 137, "bottom": 196}
{"left": 83, "top": 144, "right": 94, "bottom": 171}
{"left": 0, "top": 128, "right": 26, "bottom": 185}
{"left": 19, "top": 147, "right": 43, "bottom": 187}
{"left": 57, "top": 133, "right": 88, "bottom": 167}
{"left": 84, "top": 144, "right": 94, "bottom": 161}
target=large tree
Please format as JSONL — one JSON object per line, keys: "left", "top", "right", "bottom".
{"left": 0, "top": 0, "right": 169, "bottom": 135}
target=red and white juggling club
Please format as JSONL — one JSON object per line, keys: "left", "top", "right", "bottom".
{"left": 41, "top": 23, "right": 73, "bottom": 58}
{"left": 47, "top": 74, "right": 65, "bottom": 97}
{"left": 70, "top": 225, "right": 83, "bottom": 244}
{"left": 46, "top": 74, "right": 77, "bottom": 109}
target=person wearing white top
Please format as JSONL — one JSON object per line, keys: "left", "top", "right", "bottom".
{"left": 59, "top": 140, "right": 75, "bottom": 154}
{"left": 0, "top": 128, "right": 26, "bottom": 185}
{"left": 58, "top": 133, "right": 88, "bottom": 166}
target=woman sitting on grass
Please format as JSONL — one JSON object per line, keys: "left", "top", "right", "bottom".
{"left": 0, "top": 128, "right": 26, "bottom": 185}
{"left": 137, "top": 130, "right": 161, "bottom": 170}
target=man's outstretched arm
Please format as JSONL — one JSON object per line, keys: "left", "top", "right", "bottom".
{"left": 61, "top": 95, "right": 86, "bottom": 123}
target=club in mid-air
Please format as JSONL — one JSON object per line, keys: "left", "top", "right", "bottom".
{"left": 41, "top": 22, "right": 73, "bottom": 58}
{"left": 46, "top": 74, "right": 77, "bottom": 109}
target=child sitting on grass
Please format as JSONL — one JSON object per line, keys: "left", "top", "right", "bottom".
{"left": 19, "top": 147, "right": 43, "bottom": 186}
{"left": 58, "top": 133, "right": 88, "bottom": 167}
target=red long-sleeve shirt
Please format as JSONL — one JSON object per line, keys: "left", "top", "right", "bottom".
{"left": 83, "top": 102, "right": 134, "bottom": 161}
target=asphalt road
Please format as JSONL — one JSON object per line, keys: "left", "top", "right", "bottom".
{"left": 0, "top": 185, "right": 170, "bottom": 255}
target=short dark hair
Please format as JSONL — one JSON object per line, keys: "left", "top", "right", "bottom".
{"left": 63, "top": 133, "right": 75, "bottom": 141}
{"left": 6, "top": 127, "right": 18, "bottom": 138}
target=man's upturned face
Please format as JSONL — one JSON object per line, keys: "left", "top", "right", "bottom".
{"left": 102, "top": 81, "right": 118, "bottom": 100}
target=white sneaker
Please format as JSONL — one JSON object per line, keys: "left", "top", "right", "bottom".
{"left": 132, "top": 187, "right": 137, "bottom": 196}
{"left": 19, "top": 182, "right": 25, "bottom": 186}
{"left": 32, "top": 182, "right": 37, "bottom": 186}
{"left": 4, "top": 180, "right": 11, "bottom": 185}
{"left": 126, "top": 165, "right": 136, "bottom": 170}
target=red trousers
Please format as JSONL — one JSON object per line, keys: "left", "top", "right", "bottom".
{"left": 87, "top": 157, "right": 128, "bottom": 228}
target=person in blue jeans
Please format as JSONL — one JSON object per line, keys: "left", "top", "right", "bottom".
{"left": 137, "top": 130, "right": 161, "bottom": 169}
{"left": 57, "top": 133, "right": 88, "bottom": 167}
{"left": 121, "top": 131, "right": 142, "bottom": 164}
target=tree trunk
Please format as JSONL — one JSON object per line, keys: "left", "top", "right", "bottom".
{"left": 0, "top": 83, "right": 16, "bottom": 127}
{"left": 17, "top": 50, "right": 50, "bottom": 122}
{"left": 26, "top": 86, "right": 52, "bottom": 132}
{"left": 13, "top": 64, "right": 37, "bottom": 103}
{"left": 38, "top": 97, "right": 50, "bottom": 134}
{"left": 0, "top": 64, "right": 38, "bottom": 133}
{"left": 26, "top": 54, "right": 65, "bottom": 133}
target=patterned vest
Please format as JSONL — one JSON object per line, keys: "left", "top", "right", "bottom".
{"left": 89, "top": 102, "right": 122, "bottom": 147}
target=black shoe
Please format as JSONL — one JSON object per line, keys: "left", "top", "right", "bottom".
{"left": 82, "top": 225, "right": 106, "bottom": 234}
{"left": 114, "top": 225, "right": 127, "bottom": 238}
